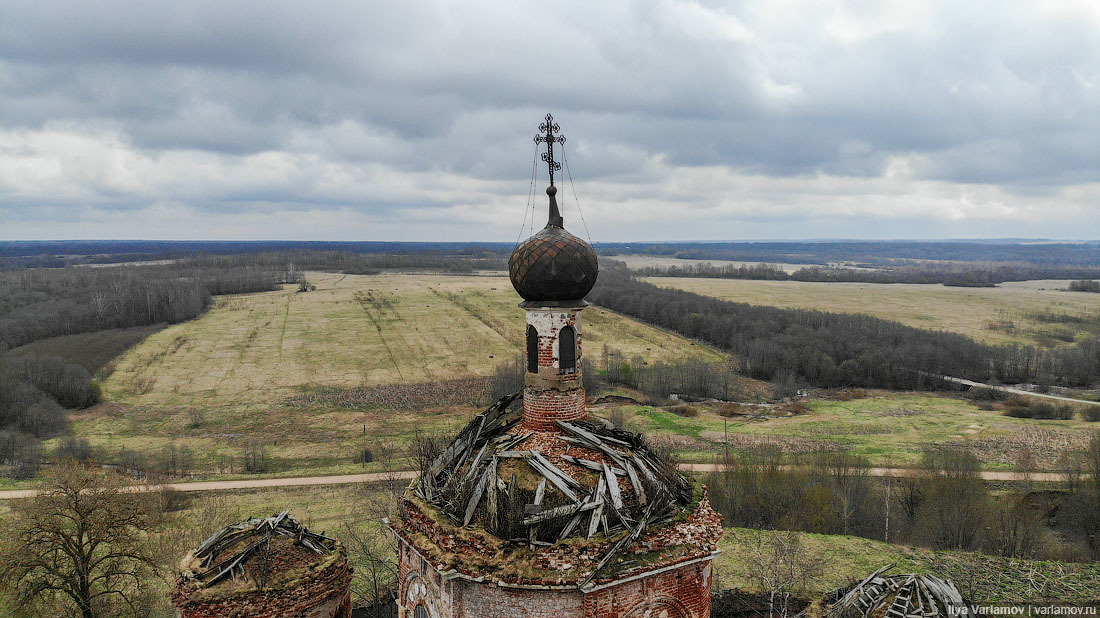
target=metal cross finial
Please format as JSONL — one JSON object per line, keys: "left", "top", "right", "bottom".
{"left": 534, "top": 113, "right": 566, "bottom": 186}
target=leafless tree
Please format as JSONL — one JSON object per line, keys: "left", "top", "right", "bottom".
{"left": 746, "top": 530, "right": 824, "bottom": 618}
{"left": 0, "top": 462, "right": 162, "bottom": 618}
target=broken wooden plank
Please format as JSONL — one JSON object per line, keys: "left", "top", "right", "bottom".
{"left": 587, "top": 476, "right": 607, "bottom": 539}
{"left": 533, "top": 478, "right": 546, "bottom": 506}
{"left": 529, "top": 451, "right": 584, "bottom": 489}
{"left": 624, "top": 461, "right": 646, "bottom": 506}
{"left": 495, "top": 450, "right": 530, "bottom": 458}
{"left": 602, "top": 462, "right": 624, "bottom": 511}
{"left": 462, "top": 465, "right": 492, "bottom": 526}
{"left": 561, "top": 454, "right": 625, "bottom": 475}
{"left": 522, "top": 501, "right": 598, "bottom": 526}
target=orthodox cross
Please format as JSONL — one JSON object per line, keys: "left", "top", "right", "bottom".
{"left": 534, "top": 113, "right": 566, "bottom": 186}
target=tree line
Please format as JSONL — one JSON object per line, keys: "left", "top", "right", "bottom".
{"left": 600, "top": 240, "right": 1100, "bottom": 268}
{"left": 1068, "top": 280, "right": 1100, "bottom": 293}
{"left": 634, "top": 260, "right": 1100, "bottom": 287}
{"left": 706, "top": 437, "right": 1100, "bottom": 562}
{"left": 587, "top": 266, "right": 1100, "bottom": 389}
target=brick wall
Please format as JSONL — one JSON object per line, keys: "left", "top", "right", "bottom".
{"left": 522, "top": 306, "right": 588, "bottom": 430}
{"left": 584, "top": 560, "right": 713, "bottom": 618}
{"left": 397, "top": 533, "right": 712, "bottom": 618}
{"left": 521, "top": 385, "right": 587, "bottom": 430}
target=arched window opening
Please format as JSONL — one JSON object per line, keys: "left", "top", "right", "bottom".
{"left": 415, "top": 604, "right": 429, "bottom": 618}
{"left": 559, "top": 325, "right": 576, "bottom": 374}
{"left": 526, "top": 326, "right": 539, "bottom": 373}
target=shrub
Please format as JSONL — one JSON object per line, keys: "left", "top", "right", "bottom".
{"left": 716, "top": 402, "right": 750, "bottom": 417}
{"left": 670, "top": 404, "right": 699, "bottom": 417}
{"left": 55, "top": 436, "right": 93, "bottom": 463}
{"left": 356, "top": 448, "right": 375, "bottom": 465}
{"left": 1083, "top": 408, "right": 1100, "bottom": 422}
{"left": 242, "top": 441, "right": 269, "bottom": 474}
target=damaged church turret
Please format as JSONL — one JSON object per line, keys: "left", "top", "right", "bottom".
{"left": 388, "top": 115, "right": 722, "bottom": 618}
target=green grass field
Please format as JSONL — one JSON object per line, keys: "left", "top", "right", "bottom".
{"left": 616, "top": 391, "right": 1099, "bottom": 470}
{"left": 645, "top": 277, "right": 1100, "bottom": 347}
{"left": 63, "top": 272, "right": 721, "bottom": 478}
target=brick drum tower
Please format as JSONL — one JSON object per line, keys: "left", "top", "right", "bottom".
{"left": 390, "top": 115, "right": 722, "bottom": 618}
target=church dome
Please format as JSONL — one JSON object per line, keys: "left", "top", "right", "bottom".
{"left": 509, "top": 186, "right": 599, "bottom": 303}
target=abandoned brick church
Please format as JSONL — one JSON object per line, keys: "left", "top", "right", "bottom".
{"left": 388, "top": 116, "right": 722, "bottom": 618}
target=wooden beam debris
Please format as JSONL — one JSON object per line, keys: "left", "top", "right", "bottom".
{"left": 188, "top": 511, "right": 336, "bottom": 588}
{"left": 822, "top": 565, "right": 980, "bottom": 618}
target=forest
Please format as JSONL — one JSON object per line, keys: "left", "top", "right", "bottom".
{"left": 586, "top": 265, "right": 1100, "bottom": 389}
{"left": 635, "top": 260, "right": 1100, "bottom": 286}
{"left": 600, "top": 240, "right": 1100, "bottom": 267}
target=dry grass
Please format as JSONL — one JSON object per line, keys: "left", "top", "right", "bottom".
{"left": 646, "top": 277, "right": 1100, "bottom": 347}
{"left": 68, "top": 273, "right": 721, "bottom": 478}
{"left": 103, "top": 273, "right": 720, "bottom": 407}
{"left": 622, "top": 391, "right": 1100, "bottom": 470}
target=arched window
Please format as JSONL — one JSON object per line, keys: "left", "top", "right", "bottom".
{"left": 526, "top": 325, "right": 539, "bottom": 373}
{"left": 559, "top": 325, "right": 576, "bottom": 374}
{"left": 415, "top": 604, "right": 429, "bottom": 618}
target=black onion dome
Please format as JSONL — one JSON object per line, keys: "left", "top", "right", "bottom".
{"left": 509, "top": 187, "right": 598, "bottom": 302}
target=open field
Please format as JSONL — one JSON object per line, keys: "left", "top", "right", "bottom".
{"left": 103, "top": 272, "right": 721, "bottom": 407}
{"left": 616, "top": 391, "right": 1100, "bottom": 470}
{"left": 611, "top": 254, "right": 810, "bottom": 274}
{"left": 60, "top": 272, "right": 722, "bottom": 479}
{"left": 645, "top": 277, "right": 1100, "bottom": 347}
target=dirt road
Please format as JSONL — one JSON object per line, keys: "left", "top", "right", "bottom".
{"left": 0, "top": 465, "right": 1063, "bottom": 501}
{"left": 940, "top": 375, "right": 1100, "bottom": 407}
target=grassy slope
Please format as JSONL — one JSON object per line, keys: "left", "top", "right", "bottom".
{"left": 616, "top": 392, "right": 1099, "bottom": 470}
{"left": 66, "top": 272, "right": 721, "bottom": 478}
{"left": 646, "top": 277, "right": 1100, "bottom": 347}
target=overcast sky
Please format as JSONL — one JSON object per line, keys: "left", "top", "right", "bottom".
{"left": 2, "top": 1, "right": 1099, "bottom": 242}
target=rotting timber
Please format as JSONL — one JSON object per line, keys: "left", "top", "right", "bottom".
{"left": 172, "top": 510, "right": 352, "bottom": 617}
{"left": 395, "top": 390, "right": 720, "bottom": 589}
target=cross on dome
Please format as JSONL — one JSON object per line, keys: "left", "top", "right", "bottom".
{"left": 534, "top": 113, "right": 566, "bottom": 187}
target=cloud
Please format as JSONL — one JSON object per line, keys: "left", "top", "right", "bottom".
{"left": 1, "top": 0, "right": 1098, "bottom": 240}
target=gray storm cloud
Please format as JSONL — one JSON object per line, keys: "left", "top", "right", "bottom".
{"left": 1, "top": 0, "right": 1098, "bottom": 240}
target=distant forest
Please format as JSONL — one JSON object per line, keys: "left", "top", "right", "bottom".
{"left": 599, "top": 240, "right": 1100, "bottom": 267}
{"left": 587, "top": 265, "right": 1100, "bottom": 390}
{"left": 4, "top": 238, "right": 1100, "bottom": 270}
{"left": 634, "top": 261, "right": 1100, "bottom": 287}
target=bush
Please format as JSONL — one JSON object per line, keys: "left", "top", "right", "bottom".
{"left": 356, "top": 448, "right": 375, "bottom": 465}
{"left": 1083, "top": 408, "right": 1100, "bottom": 422}
{"left": 1004, "top": 400, "right": 1076, "bottom": 420}
{"left": 242, "top": 441, "right": 269, "bottom": 474}
{"left": 716, "top": 402, "right": 750, "bottom": 417}
{"left": 55, "top": 436, "right": 93, "bottom": 462}
{"left": 670, "top": 404, "right": 699, "bottom": 417}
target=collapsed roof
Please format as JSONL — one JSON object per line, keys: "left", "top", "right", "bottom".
{"left": 409, "top": 391, "right": 701, "bottom": 586}
{"left": 180, "top": 510, "right": 339, "bottom": 589}
{"left": 821, "top": 565, "right": 983, "bottom": 618}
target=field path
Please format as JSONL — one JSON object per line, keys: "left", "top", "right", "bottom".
{"left": 0, "top": 464, "right": 1063, "bottom": 500}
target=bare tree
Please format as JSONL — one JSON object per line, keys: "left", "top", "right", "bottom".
{"left": 746, "top": 530, "right": 824, "bottom": 618}
{"left": 0, "top": 462, "right": 162, "bottom": 618}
